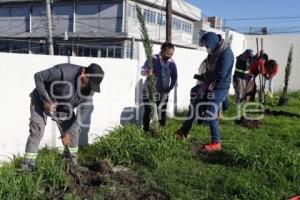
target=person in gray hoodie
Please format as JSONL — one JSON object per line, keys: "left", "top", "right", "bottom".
{"left": 21, "top": 63, "right": 104, "bottom": 171}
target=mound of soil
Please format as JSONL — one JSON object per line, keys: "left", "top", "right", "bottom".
{"left": 54, "top": 160, "right": 169, "bottom": 200}
{"left": 235, "top": 118, "right": 262, "bottom": 129}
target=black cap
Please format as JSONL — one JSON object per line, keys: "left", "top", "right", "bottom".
{"left": 86, "top": 63, "right": 104, "bottom": 93}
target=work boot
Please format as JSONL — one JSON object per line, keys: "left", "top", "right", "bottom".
{"left": 175, "top": 129, "right": 187, "bottom": 140}
{"left": 65, "top": 155, "right": 89, "bottom": 173}
{"left": 203, "top": 142, "right": 222, "bottom": 153}
{"left": 19, "top": 160, "right": 36, "bottom": 172}
{"left": 76, "top": 164, "right": 89, "bottom": 173}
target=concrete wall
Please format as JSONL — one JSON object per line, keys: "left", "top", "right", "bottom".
{"left": 0, "top": 32, "right": 249, "bottom": 161}
{"left": 246, "top": 35, "right": 300, "bottom": 92}
{"left": 227, "top": 30, "right": 247, "bottom": 93}
{"left": 0, "top": 53, "right": 138, "bottom": 161}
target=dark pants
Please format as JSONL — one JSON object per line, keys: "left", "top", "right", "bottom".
{"left": 206, "top": 88, "right": 229, "bottom": 142}
{"left": 179, "top": 85, "right": 205, "bottom": 136}
{"left": 142, "top": 93, "right": 169, "bottom": 132}
{"left": 179, "top": 86, "right": 229, "bottom": 142}
{"left": 24, "top": 94, "right": 79, "bottom": 165}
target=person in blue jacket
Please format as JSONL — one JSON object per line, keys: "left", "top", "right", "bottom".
{"left": 176, "top": 32, "right": 234, "bottom": 153}
{"left": 141, "top": 42, "right": 178, "bottom": 132}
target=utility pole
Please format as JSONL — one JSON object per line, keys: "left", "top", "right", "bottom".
{"left": 46, "top": 0, "right": 54, "bottom": 55}
{"left": 166, "top": 0, "right": 172, "bottom": 42}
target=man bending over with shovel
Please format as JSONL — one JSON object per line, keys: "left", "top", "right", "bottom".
{"left": 21, "top": 63, "right": 104, "bottom": 171}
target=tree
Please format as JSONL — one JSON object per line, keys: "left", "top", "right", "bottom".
{"left": 279, "top": 44, "right": 293, "bottom": 106}
{"left": 136, "top": 6, "right": 159, "bottom": 130}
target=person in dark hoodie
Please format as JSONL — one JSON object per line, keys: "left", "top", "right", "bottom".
{"left": 233, "top": 49, "right": 254, "bottom": 103}
{"left": 176, "top": 32, "right": 234, "bottom": 153}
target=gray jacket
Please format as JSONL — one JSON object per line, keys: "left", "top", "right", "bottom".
{"left": 31, "top": 63, "right": 93, "bottom": 136}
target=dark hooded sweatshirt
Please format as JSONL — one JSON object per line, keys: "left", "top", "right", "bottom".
{"left": 201, "top": 33, "right": 234, "bottom": 91}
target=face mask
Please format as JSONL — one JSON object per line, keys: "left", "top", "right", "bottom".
{"left": 163, "top": 56, "right": 170, "bottom": 62}
{"left": 81, "top": 84, "right": 91, "bottom": 96}
{"left": 206, "top": 47, "right": 212, "bottom": 54}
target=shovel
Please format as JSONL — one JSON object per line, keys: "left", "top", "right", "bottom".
{"left": 52, "top": 115, "right": 83, "bottom": 186}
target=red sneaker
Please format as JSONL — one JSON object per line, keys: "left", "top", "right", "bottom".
{"left": 203, "top": 142, "right": 222, "bottom": 153}
{"left": 288, "top": 195, "right": 300, "bottom": 200}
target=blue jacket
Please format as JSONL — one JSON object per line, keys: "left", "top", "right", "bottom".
{"left": 142, "top": 54, "right": 178, "bottom": 93}
{"left": 201, "top": 32, "right": 234, "bottom": 90}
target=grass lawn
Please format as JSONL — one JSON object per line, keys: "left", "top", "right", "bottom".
{"left": 0, "top": 92, "right": 299, "bottom": 200}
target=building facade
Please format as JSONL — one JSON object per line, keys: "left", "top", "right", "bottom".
{"left": 0, "top": 0, "right": 201, "bottom": 58}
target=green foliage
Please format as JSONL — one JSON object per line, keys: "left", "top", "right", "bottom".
{"left": 136, "top": 5, "right": 156, "bottom": 104}
{"left": 0, "top": 148, "right": 68, "bottom": 200}
{"left": 1, "top": 92, "right": 300, "bottom": 199}
{"left": 282, "top": 44, "right": 294, "bottom": 98}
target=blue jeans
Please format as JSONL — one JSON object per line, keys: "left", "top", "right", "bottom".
{"left": 179, "top": 86, "right": 229, "bottom": 141}
{"left": 205, "top": 88, "right": 229, "bottom": 143}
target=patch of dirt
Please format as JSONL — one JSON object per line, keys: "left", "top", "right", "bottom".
{"left": 188, "top": 138, "right": 205, "bottom": 154}
{"left": 55, "top": 160, "right": 169, "bottom": 200}
{"left": 188, "top": 138, "right": 249, "bottom": 168}
{"left": 264, "top": 109, "right": 300, "bottom": 118}
{"left": 149, "top": 128, "right": 160, "bottom": 138}
{"left": 235, "top": 118, "right": 262, "bottom": 129}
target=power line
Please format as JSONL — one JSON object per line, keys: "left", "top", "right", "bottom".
{"left": 224, "top": 16, "right": 300, "bottom": 21}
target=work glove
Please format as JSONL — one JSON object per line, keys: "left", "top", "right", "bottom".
{"left": 43, "top": 100, "right": 56, "bottom": 115}
{"left": 62, "top": 132, "right": 71, "bottom": 146}
{"left": 193, "top": 74, "right": 205, "bottom": 81}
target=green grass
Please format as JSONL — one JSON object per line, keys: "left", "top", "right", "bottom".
{"left": 1, "top": 92, "right": 300, "bottom": 199}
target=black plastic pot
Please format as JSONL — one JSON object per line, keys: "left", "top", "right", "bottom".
{"left": 278, "top": 97, "right": 288, "bottom": 106}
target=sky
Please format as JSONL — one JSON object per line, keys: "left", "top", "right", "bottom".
{"left": 185, "top": 0, "right": 300, "bottom": 34}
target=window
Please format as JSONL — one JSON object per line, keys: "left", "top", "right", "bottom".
{"left": 182, "top": 22, "right": 192, "bottom": 33}
{"left": 172, "top": 18, "right": 181, "bottom": 30}
{"left": 128, "top": 4, "right": 136, "bottom": 18}
{"left": 100, "top": 48, "right": 107, "bottom": 57}
{"left": 79, "top": 47, "right": 91, "bottom": 57}
{"left": 54, "top": 45, "right": 72, "bottom": 56}
{"left": 107, "top": 47, "right": 114, "bottom": 58}
{"left": 143, "top": 9, "right": 156, "bottom": 24}
{"left": 99, "top": 45, "right": 123, "bottom": 58}
{"left": 114, "top": 47, "right": 122, "bottom": 58}
{"left": 0, "top": 41, "right": 10, "bottom": 53}
{"left": 11, "top": 42, "right": 29, "bottom": 54}
{"left": 125, "top": 45, "right": 132, "bottom": 58}
{"left": 31, "top": 42, "right": 48, "bottom": 55}
{"left": 157, "top": 13, "right": 166, "bottom": 26}
{"left": 91, "top": 48, "right": 98, "bottom": 57}
{"left": 188, "top": 24, "right": 192, "bottom": 33}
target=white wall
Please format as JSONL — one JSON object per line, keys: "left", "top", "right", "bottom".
{"left": 227, "top": 30, "right": 247, "bottom": 93}
{"left": 0, "top": 53, "right": 138, "bottom": 161}
{"left": 246, "top": 35, "right": 300, "bottom": 92}
{"left": 0, "top": 32, "right": 252, "bottom": 161}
